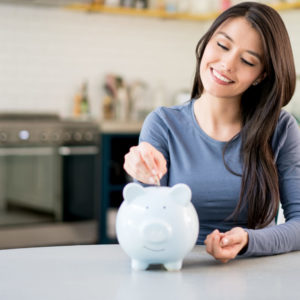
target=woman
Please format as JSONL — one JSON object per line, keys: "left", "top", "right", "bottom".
{"left": 123, "top": 2, "right": 300, "bottom": 263}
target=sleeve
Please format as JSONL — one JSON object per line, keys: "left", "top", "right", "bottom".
{"left": 241, "top": 114, "right": 300, "bottom": 257}
{"left": 137, "top": 108, "right": 170, "bottom": 186}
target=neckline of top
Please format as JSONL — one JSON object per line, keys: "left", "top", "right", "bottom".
{"left": 189, "top": 99, "right": 241, "bottom": 145}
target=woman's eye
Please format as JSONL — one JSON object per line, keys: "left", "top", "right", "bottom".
{"left": 217, "top": 42, "right": 228, "bottom": 50}
{"left": 241, "top": 58, "right": 255, "bottom": 67}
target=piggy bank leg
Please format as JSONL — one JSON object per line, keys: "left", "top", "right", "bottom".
{"left": 131, "top": 259, "right": 149, "bottom": 271}
{"left": 164, "top": 260, "right": 182, "bottom": 271}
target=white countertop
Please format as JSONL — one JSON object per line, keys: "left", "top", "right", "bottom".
{"left": 99, "top": 120, "right": 143, "bottom": 134}
{"left": 0, "top": 244, "right": 299, "bottom": 300}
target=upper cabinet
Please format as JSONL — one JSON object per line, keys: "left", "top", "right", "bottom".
{"left": 65, "top": 1, "right": 300, "bottom": 22}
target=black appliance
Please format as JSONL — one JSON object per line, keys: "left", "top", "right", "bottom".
{"left": 0, "top": 113, "right": 99, "bottom": 226}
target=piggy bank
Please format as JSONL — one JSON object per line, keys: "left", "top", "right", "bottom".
{"left": 116, "top": 183, "right": 199, "bottom": 271}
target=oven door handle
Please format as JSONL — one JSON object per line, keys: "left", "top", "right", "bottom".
{"left": 58, "top": 146, "right": 99, "bottom": 156}
{"left": 0, "top": 147, "right": 56, "bottom": 156}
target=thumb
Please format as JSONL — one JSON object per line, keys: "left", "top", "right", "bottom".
{"left": 220, "top": 233, "right": 242, "bottom": 247}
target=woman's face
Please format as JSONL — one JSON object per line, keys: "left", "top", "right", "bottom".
{"left": 200, "top": 17, "right": 265, "bottom": 101}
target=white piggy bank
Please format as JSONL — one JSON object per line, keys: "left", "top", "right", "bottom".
{"left": 116, "top": 182, "right": 199, "bottom": 271}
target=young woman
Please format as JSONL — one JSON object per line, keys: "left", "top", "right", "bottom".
{"left": 123, "top": 2, "right": 300, "bottom": 263}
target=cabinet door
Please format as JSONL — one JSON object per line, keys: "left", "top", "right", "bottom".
{"left": 100, "top": 133, "right": 139, "bottom": 243}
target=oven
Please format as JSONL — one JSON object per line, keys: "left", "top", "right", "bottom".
{"left": 59, "top": 120, "right": 100, "bottom": 222}
{"left": 59, "top": 146, "right": 100, "bottom": 221}
{"left": 0, "top": 114, "right": 100, "bottom": 226}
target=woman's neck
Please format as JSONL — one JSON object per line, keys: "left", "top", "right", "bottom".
{"left": 194, "top": 93, "right": 242, "bottom": 142}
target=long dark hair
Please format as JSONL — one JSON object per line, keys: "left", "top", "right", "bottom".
{"left": 191, "top": 2, "right": 296, "bottom": 228}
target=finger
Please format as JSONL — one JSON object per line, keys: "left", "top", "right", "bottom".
{"left": 139, "top": 142, "right": 167, "bottom": 178}
{"left": 139, "top": 143, "right": 160, "bottom": 176}
{"left": 205, "top": 230, "right": 219, "bottom": 254}
{"left": 211, "top": 235, "right": 233, "bottom": 263}
{"left": 220, "top": 233, "right": 242, "bottom": 247}
{"left": 124, "top": 151, "right": 158, "bottom": 184}
{"left": 153, "top": 152, "right": 167, "bottom": 178}
{"left": 125, "top": 160, "right": 156, "bottom": 184}
{"left": 124, "top": 147, "right": 155, "bottom": 184}
{"left": 205, "top": 236, "right": 213, "bottom": 254}
{"left": 211, "top": 233, "right": 222, "bottom": 258}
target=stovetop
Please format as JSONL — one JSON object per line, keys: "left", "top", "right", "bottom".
{"left": 0, "top": 113, "right": 99, "bottom": 146}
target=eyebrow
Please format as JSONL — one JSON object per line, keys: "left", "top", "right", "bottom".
{"left": 217, "top": 31, "right": 262, "bottom": 62}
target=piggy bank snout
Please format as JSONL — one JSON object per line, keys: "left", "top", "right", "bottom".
{"left": 141, "top": 221, "right": 172, "bottom": 244}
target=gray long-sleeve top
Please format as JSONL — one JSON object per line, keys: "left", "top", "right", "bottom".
{"left": 139, "top": 99, "right": 300, "bottom": 256}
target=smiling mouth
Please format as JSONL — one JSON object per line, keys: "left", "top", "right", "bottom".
{"left": 143, "top": 246, "right": 165, "bottom": 252}
{"left": 211, "top": 68, "right": 234, "bottom": 84}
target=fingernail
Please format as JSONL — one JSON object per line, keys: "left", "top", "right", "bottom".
{"left": 152, "top": 169, "right": 157, "bottom": 175}
{"left": 221, "top": 238, "right": 229, "bottom": 246}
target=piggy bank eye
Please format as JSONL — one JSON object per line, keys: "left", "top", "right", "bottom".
{"left": 145, "top": 206, "right": 149, "bottom": 210}
{"left": 163, "top": 206, "right": 166, "bottom": 209}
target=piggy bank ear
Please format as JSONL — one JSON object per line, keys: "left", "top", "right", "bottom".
{"left": 123, "top": 183, "right": 145, "bottom": 203}
{"left": 170, "top": 184, "right": 192, "bottom": 206}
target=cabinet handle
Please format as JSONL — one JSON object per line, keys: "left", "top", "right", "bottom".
{"left": 0, "top": 147, "right": 55, "bottom": 156}
{"left": 58, "top": 146, "right": 98, "bottom": 156}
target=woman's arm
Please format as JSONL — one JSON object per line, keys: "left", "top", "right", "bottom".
{"left": 241, "top": 112, "right": 300, "bottom": 257}
{"left": 205, "top": 112, "right": 300, "bottom": 261}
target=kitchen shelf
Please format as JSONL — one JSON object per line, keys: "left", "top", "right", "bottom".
{"left": 65, "top": 1, "right": 300, "bottom": 21}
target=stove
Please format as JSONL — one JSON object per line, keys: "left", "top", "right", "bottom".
{"left": 0, "top": 113, "right": 99, "bottom": 146}
{"left": 0, "top": 113, "right": 100, "bottom": 226}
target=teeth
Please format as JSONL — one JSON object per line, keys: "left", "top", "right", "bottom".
{"left": 212, "top": 69, "right": 232, "bottom": 83}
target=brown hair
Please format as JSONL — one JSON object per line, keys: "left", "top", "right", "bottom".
{"left": 191, "top": 2, "right": 296, "bottom": 228}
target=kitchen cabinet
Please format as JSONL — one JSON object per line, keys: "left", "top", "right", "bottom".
{"left": 99, "top": 121, "right": 142, "bottom": 243}
{"left": 66, "top": 1, "right": 300, "bottom": 22}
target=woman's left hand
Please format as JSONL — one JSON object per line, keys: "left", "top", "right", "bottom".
{"left": 204, "top": 227, "right": 248, "bottom": 263}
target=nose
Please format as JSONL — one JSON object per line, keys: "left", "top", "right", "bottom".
{"left": 141, "top": 221, "right": 172, "bottom": 244}
{"left": 221, "top": 52, "right": 237, "bottom": 73}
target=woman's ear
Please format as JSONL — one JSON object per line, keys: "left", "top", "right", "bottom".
{"left": 253, "top": 72, "right": 267, "bottom": 86}
{"left": 260, "top": 72, "right": 267, "bottom": 82}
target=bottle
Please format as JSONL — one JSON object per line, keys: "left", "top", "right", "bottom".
{"left": 121, "top": 0, "right": 134, "bottom": 7}
{"left": 135, "top": 0, "right": 148, "bottom": 9}
{"left": 80, "top": 82, "right": 90, "bottom": 118}
{"left": 156, "top": 0, "right": 165, "bottom": 10}
{"left": 102, "top": 95, "right": 114, "bottom": 120}
{"left": 165, "top": 0, "right": 177, "bottom": 12}
{"left": 115, "top": 77, "right": 130, "bottom": 121}
{"left": 129, "top": 80, "right": 148, "bottom": 121}
{"left": 148, "top": 0, "right": 157, "bottom": 9}
{"left": 177, "top": 0, "right": 189, "bottom": 13}
{"left": 105, "top": 0, "right": 120, "bottom": 7}
{"left": 73, "top": 92, "right": 82, "bottom": 118}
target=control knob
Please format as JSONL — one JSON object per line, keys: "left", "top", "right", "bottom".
{"left": 74, "top": 132, "right": 82, "bottom": 142}
{"left": 0, "top": 132, "right": 7, "bottom": 142}
{"left": 40, "top": 132, "right": 48, "bottom": 142}
{"left": 52, "top": 132, "right": 60, "bottom": 142}
{"left": 63, "top": 132, "right": 71, "bottom": 142}
{"left": 84, "top": 131, "right": 94, "bottom": 142}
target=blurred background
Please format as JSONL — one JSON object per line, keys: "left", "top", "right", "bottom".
{"left": 0, "top": 0, "right": 299, "bottom": 249}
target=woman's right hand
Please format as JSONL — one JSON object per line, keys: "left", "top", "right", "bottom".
{"left": 123, "top": 142, "right": 167, "bottom": 184}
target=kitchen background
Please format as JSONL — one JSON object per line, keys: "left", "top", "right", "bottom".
{"left": 0, "top": 0, "right": 299, "bottom": 249}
